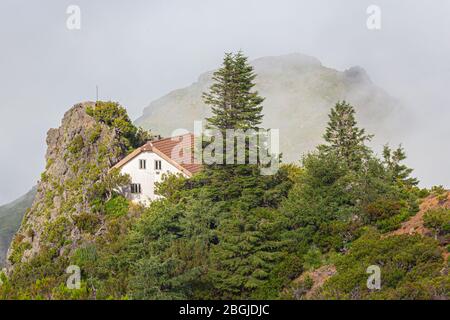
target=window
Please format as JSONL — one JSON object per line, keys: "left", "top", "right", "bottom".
{"left": 130, "top": 183, "right": 141, "bottom": 194}
{"left": 155, "top": 160, "right": 162, "bottom": 170}
{"left": 139, "top": 159, "right": 146, "bottom": 170}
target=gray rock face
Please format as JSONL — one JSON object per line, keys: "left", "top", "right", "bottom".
{"left": 6, "top": 103, "right": 126, "bottom": 270}
{"left": 136, "top": 53, "right": 401, "bottom": 162}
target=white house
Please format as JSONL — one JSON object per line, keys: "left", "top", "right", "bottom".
{"left": 112, "top": 133, "right": 201, "bottom": 205}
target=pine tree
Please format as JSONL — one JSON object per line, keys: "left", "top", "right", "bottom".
{"left": 208, "top": 207, "right": 288, "bottom": 299}
{"left": 383, "top": 144, "right": 419, "bottom": 187}
{"left": 204, "top": 51, "right": 264, "bottom": 131}
{"left": 321, "top": 101, "right": 373, "bottom": 169}
{"left": 203, "top": 51, "right": 265, "bottom": 168}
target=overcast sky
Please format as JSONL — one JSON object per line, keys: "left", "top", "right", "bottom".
{"left": 0, "top": 0, "right": 449, "bottom": 205}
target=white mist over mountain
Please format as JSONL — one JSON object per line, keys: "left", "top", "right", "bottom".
{"left": 1, "top": 0, "right": 450, "bottom": 204}
{"left": 136, "top": 53, "right": 402, "bottom": 164}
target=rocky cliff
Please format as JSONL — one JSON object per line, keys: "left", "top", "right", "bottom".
{"left": 6, "top": 102, "right": 128, "bottom": 270}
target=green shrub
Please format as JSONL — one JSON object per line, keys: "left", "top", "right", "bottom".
{"left": 364, "top": 198, "right": 416, "bottom": 233}
{"left": 320, "top": 230, "right": 445, "bottom": 300}
{"left": 88, "top": 125, "right": 102, "bottom": 143}
{"left": 46, "top": 158, "right": 54, "bottom": 170}
{"left": 303, "top": 247, "right": 323, "bottom": 271}
{"left": 105, "top": 196, "right": 129, "bottom": 217}
{"left": 431, "top": 185, "right": 448, "bottom": 202}
{"left": 40, "top": 172, "right": 49, "bottom": 183}
{"left": 71, "top": 245, "right": 98, "bottom": 271}
{"left": 286, "top": 275, "right": 314, "bottom": 300}
{"left": 365, "top": 199, "right": 403, "bottom": 223}
{"left": 417, "top": 188, "right": 430, "bottom": 199}
{"left": 73, "top": 212, "right": 101, "bottom": 234}
{"left": 9, "top": 240, "right": 32, "bottom": 265}
{"left": 68, "top": 135, "right": 84, "bottom": 155}
{"left": 51, "top": 282, "right": 90, "bottom": 300}
{"left": 86, "top": 101, "right": 145, "bottom": 150}
{"left": 424, "top": 208, "right": 450, "bottom": 239}
{"left": 42, "top": 216, "right": 71, "bottom": 246}
{"left": 375, "top": 208, "right": 412, "bottom": 233}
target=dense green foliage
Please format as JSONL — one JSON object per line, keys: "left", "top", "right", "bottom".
{"left": 319, "top": 230, "right": 448, "bottom": 300}
{"left": 0, "top": 188, "right": 36, "bottom": 267}
{"left": 1, "top": 54, "right": 448, "bottom": 300}
{"left": 86, "top": 101, "right": 152, "bottom": 151}
{"left": 424, "top": 208, "right": 450, "bottom": 243}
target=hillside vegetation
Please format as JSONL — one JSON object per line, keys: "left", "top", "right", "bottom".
{"left": 0, "top": 188, "right": 36, "bottom": 267}
{"left": 0, "top": 53, "right": 448, "bottom": 300}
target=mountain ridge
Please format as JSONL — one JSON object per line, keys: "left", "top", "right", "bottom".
{"left": 135, "top": 53, "right": 401, "bottom": 162}
{"left": 0, "top": 187, "right": 36, "bottom": 267}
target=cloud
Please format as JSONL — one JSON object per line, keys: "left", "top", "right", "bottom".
{"left": 0, "top": 0, "right": 449, "bottom": 203}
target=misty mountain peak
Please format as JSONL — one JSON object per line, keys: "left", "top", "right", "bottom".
{"left": 136, "top": 53, "right": 398, "bottom": 162}
{"left": 252, "top": 53, "right": 322, "bottom": 71}
{"left": 344, "top": 66, "right": 372, "bottom": 85}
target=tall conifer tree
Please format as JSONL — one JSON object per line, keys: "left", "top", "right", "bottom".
{"left": 204, "top": 51, "right": 264, "bottom": 131}
{"left": 383, "top": 144, "right": 418, "bottom": 187}
{"left": 203, "top": 51, "right": 265, "bottom": 168}
{"left": 321, "top": 101, "right": 373, "bottom": 169}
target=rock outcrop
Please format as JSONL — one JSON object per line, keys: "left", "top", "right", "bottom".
{"left": 6, "top": 102, "right": 127, "bottom": 271}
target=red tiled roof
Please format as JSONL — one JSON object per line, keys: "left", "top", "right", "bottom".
{"left": 112, "top": 133, "right": 202, "bottom": 177}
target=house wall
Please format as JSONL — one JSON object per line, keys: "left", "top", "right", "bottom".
{"left": 119, "top": 151, "right": 186, "bottom": 205}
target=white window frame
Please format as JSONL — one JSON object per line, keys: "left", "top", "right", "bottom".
{"left": 139, "top": 159, "right": 146, "bottom": 170}
{"left": 130, "top": 183, "right": 142, "bottom": 194}
{"left": 155, "top": 160, "right": 162, "bottom": 170}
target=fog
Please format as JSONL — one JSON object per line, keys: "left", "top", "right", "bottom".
{"left": 0, "top": 0, "right": 449, "bottom": 204}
